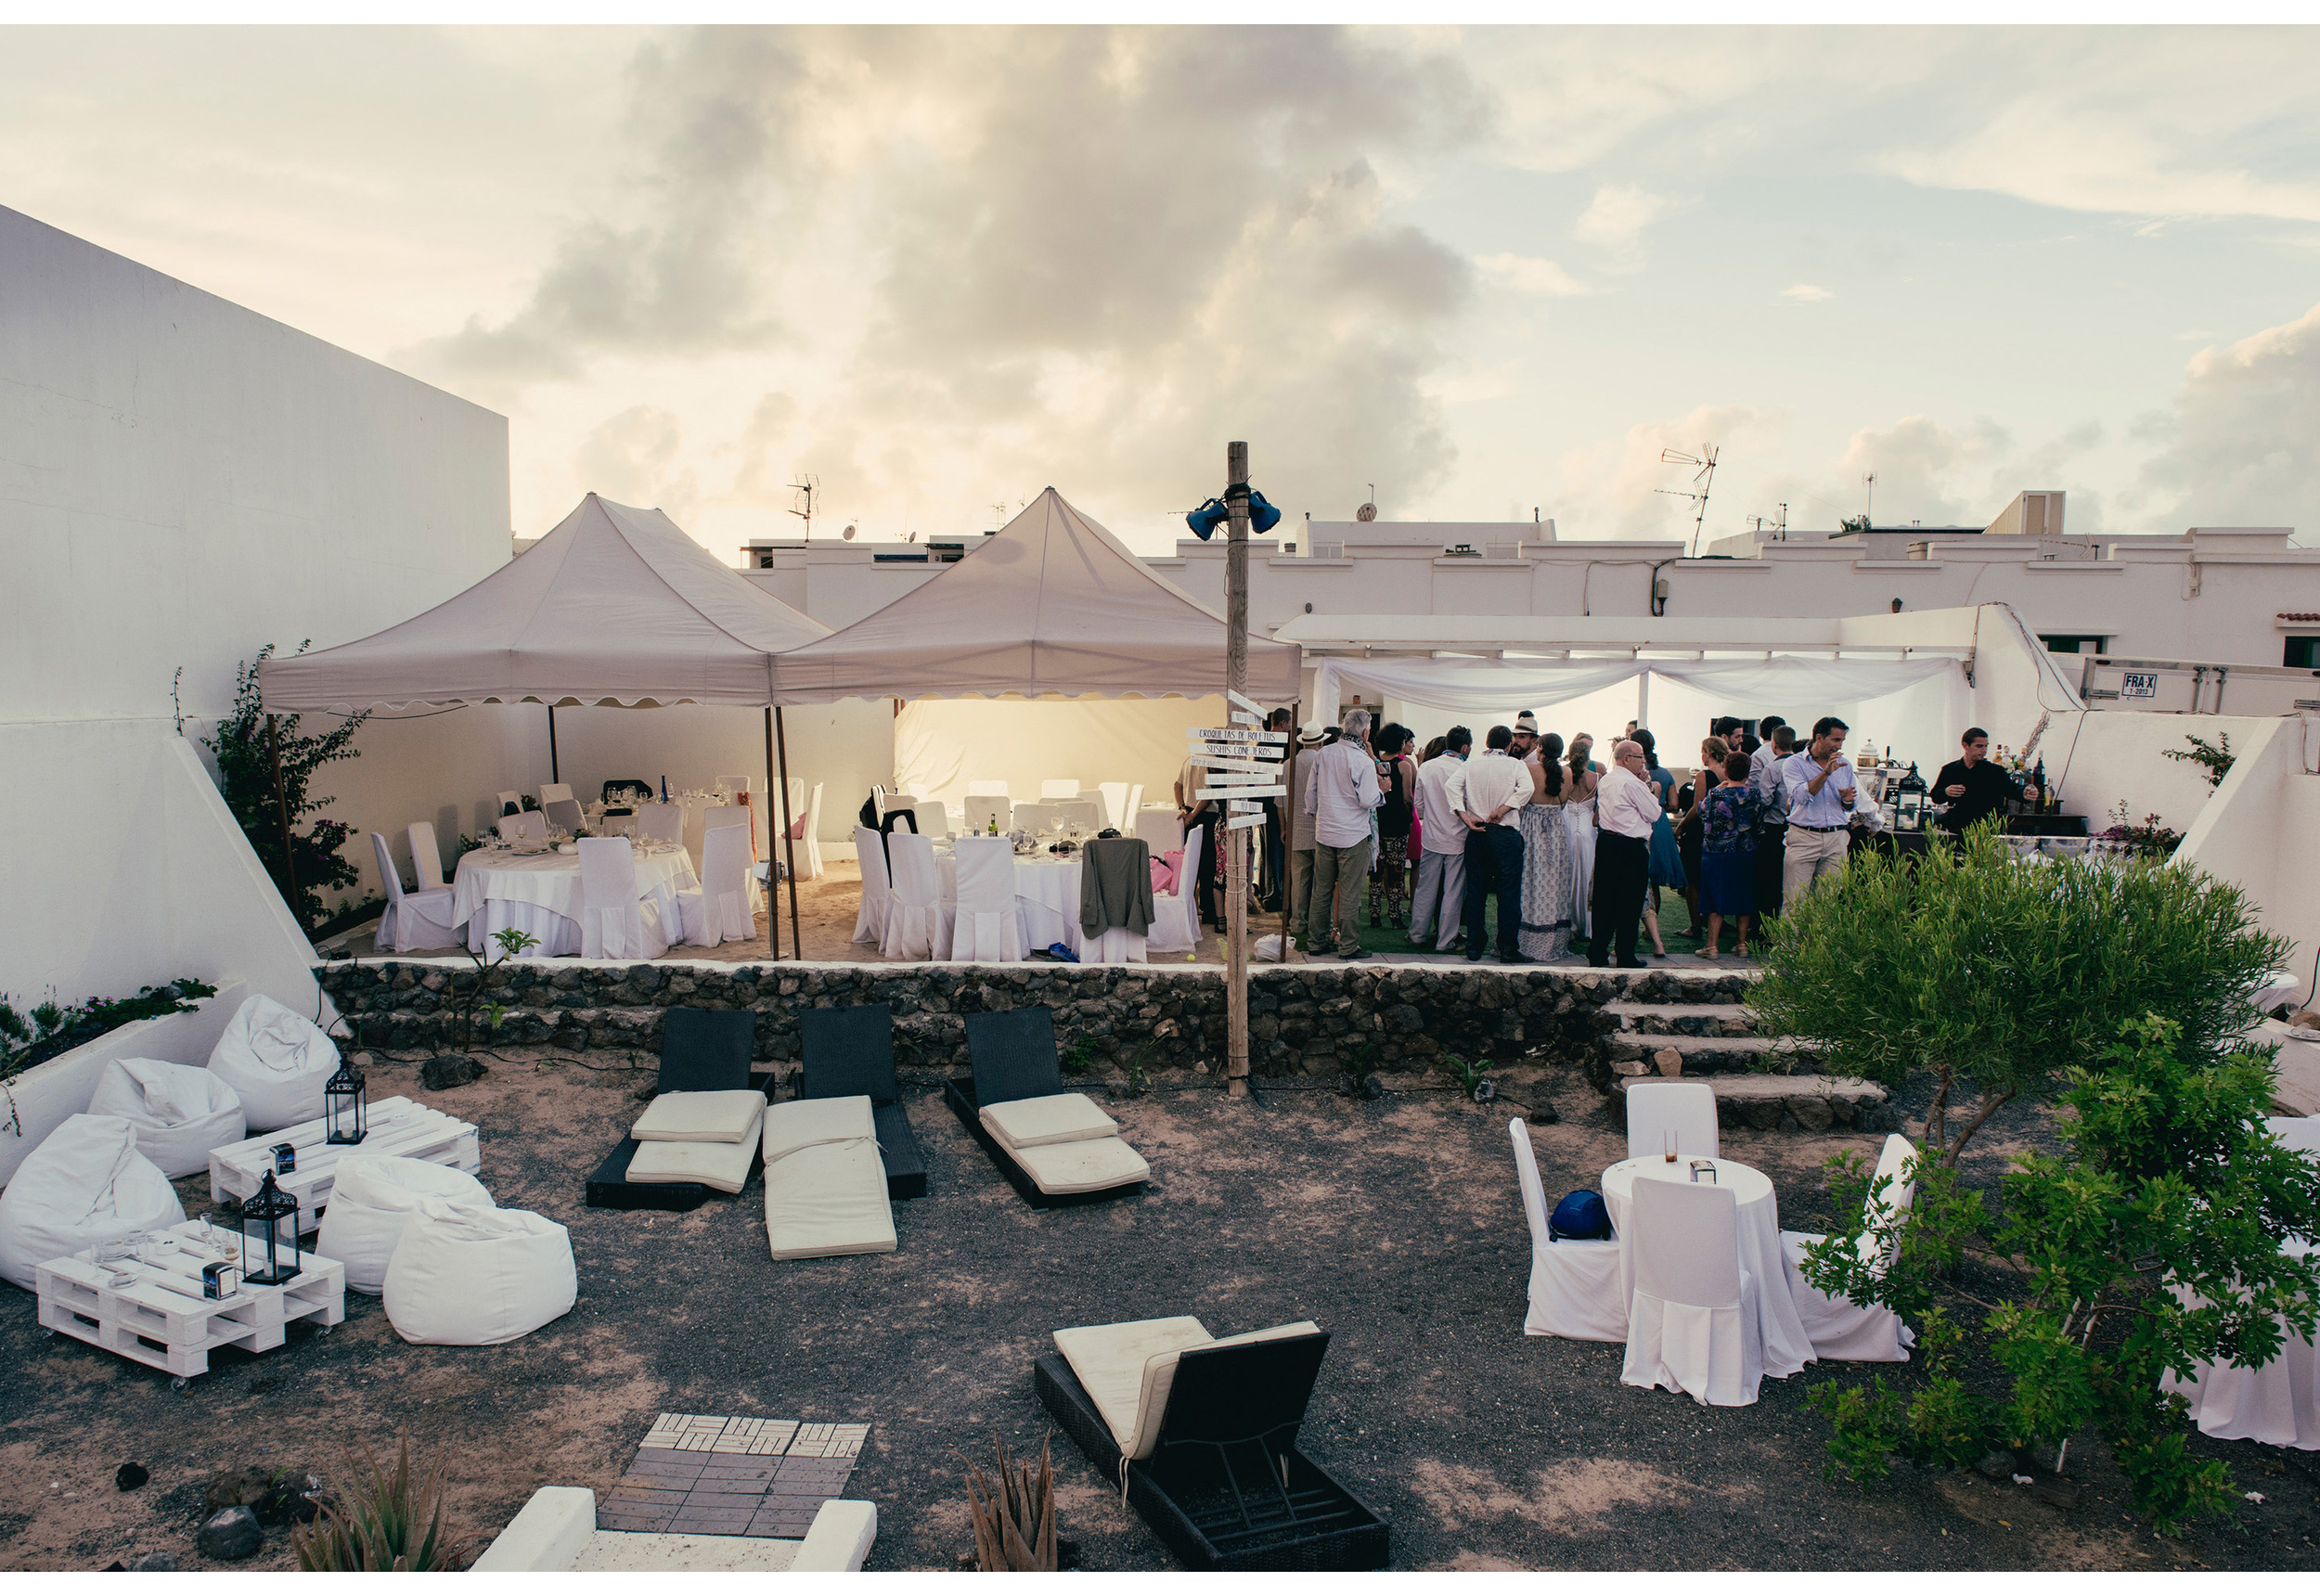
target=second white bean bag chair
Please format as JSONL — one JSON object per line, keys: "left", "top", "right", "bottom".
{"left": 207, "top": 994, "right": 340, "bottom": 1131}
{"left": 0, "top": 1113, "right": 186, "bottom": 1291}
{"left": 86, "top": 1058, "right": 247, "bottom": 1179}
{"left": 316, "top": 1156, "right": 496, "bottom": 1295}
{"left": 382, "top": 1196, "right": 575, "bottom": 1345}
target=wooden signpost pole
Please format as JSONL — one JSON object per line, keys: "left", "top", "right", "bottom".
{"left": 1223, "top": 442, "right": 1251, "bottom": 1099}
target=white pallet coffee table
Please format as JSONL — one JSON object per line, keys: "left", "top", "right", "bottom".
{"left": 209, "top": 1095, "right": 481, "bottom": 1233}
{"left": 35, "top": 1220, "right": 345, "bottom": 1389}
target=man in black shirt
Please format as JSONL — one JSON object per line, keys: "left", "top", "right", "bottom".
{"left": 1932, "top": 727, "right": 2019, "bottom": 834}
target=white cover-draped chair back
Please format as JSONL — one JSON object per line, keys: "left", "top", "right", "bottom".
{"left": 1052, "top": 799, "right": 1102, "bottom": 831}
{"left": 497, "top": 810, "right": 546, "bottom": 843}
{"left": 637, "top": 803, "right": 684, "bottom": 844}
{"left": 905, "top": 800, "right": 950, "bottom": 841}
{"left": 1510, "top": 1118, "right": 1626, "bottom": 1342}
{"left": 1145, "top": 823, "right": 1205, "bottom": 955}
{"left": 966, "top": 779, "right": 1010, "bottom": 798}
{"left": 543, "top": 797, "right": 586, "bottom": 835}
{"left": 704, "top": 803, "right": 749, "bottom": 831}
{"left": 716, "top": 775, "right": 751, "bottom": 799}
{"left": 785, "top": 781, "right": 825, "bottom": 880}
{"left": 1622, "top": 1176, "right": 1763, "bottom": 1407}
{"left": 1012, "top": 803, "right": 1059, "bottom": 835}
{"left": 575, "top": 837, "right": 668, "bottom": 960}
{"left": 371, "top": 831, "right": 458, "bottom": 953}
{"left": 880, "top": 832, "right": 953, "bottom": 960}
{"left": 1134, "top": 805, "right": 1181, "bottom": 855}
{"left": 679, "top": 819, "right": 757, "bottom": 946}
{"left": 1124, "top": 783, "right": 1144, "bottom": 828}
{"left": 949, "top": 836, "right": 1024, "bottom": 963}
{"left": 1097, "top": 782, "right": 1130, "bottom": 830}
{"left": 966, "top": 796, "right": 1012, "bottom": 836}
{"left": 1626, "top": 1081, "right": 1721, "bottom": 1162}
{"left": 851, "top": 825, "right": 892, "bottom": 945}
{"left": 1039, "top": 779, "right": 1081, "bottom": 799}
{"left": 496, "top": 790, "right": 522, "bottom": 818}
{"left": 406, "top": 821, "right": 446, "bottom": 891}
{"left": 1779, "top": 1134, "right": 1921, "bottom": 1363}
{"left": 539, "top": 783, "right": 573, "bottom": 805}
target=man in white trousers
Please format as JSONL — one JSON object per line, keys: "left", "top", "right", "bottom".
{"left": 1407, "top": 726, "right": 1474, "bottom": 953}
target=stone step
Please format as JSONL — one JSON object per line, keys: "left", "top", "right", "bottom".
{"left": 1602, "top": 1001, "right": 1757, "bottom": 1037}
{"left": 1607, "top": 1033, "right": 1816, "bottom": 1076}
{"left": 1616, "top": 1072, "right": 1896, "bottom": 1133}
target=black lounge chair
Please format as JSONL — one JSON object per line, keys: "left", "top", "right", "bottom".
{"left": 585, "top": 1009, "right": 763, "bottom": 1211}
{"left": 1036, "top": 1322, "right": 1389, "bottom": 1571}
{"left": 798, "top": 1004, "right": 927, "bottom": 1201}
{"left": 949, "top": 1008, "right": 1148, "bottom": 1209}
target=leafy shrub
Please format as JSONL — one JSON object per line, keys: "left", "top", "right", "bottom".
{"left": 2, "top": 979, "right": 217, "bottom": 1083}
{"left": 201, "top": 644, "right": 367, "bottom": 930}
{"left": 2099, "top": 802, "right": 2184, "bottom": 862}
{"left": 2161, "top": 731, "right": 2235, "bottom": 790}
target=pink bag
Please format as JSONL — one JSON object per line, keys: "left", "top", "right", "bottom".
{"left": 1151, "top": 849, "right": 1182, "bottom": 896}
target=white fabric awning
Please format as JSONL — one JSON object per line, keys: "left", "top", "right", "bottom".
{"left": 767, "top": 487, "right": 1301, "bottom": 704}
{"left": 258, "top": 495, "right": 830, "bottom": 712}
{"left": 1315, "top": 652, "right": 1966, "bottom": 715}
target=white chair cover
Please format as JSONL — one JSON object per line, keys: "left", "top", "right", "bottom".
{"left": 966, "top": 796, "right": 1012, "bottom": 836}
{"left": 542, "top": 797, "right": 586, "bottom": 835}
{"left": 679, "top": 820, "right": 758, "bottom": 947}
{"left": 1626, "top": 1080, "right": 1721, "bottom": 1162}
{"left": 636, "top": 803, "right": 683, "bottom": 844}
{"left": 372, "top": 831, "right": 459, "bottom": 953}
{"left": 1040, "top": 779, "right": 1082, "bottom": 799}
{"left": 1085, "top": 928, "right": 1148, "bottom": 965}
{"left": 1012, "top": 803, "right": 1058, "bottom": 835}
{"left": 851, "top": 825, "right": 892, "bottom": 945}
{"left": 1510, "top": 1118, "right": 1625, "bottom": 1341}
{"left": 539, "top": 782, "right": 573, "bottom": 805}
{"left": 1133, "top": 805, "right": 1182, "bottom": 855}
{"left": 2159, "top": 1236, "right": 2320, "bottom": 1450}
{"left": 1052, "top": 799, "right": 1102, "bottom": 831}
{"left": 904, "top": 800, "right": 950, "bottom": 841}
{"left": 966, "top": 779, "right": 1011, "bottom": 798}
{"left": 0, "top": 1113, "right": 185, "bottom": 1291}
{"left": 1097, "top": 782, "right": 1130, "bottom": 830}
{"left": 881, "top": 832, "right": 955, "bottom": 960}
{"left": 1779, "top": 1134, "right": 1920, "bottom": 1362}
{"left": 86, "top": 1058, "right": 246, "bottom": 1179}
{"left": 407, "top": 820, "right": 446, "bottom": 891}
{"left": 1124, "top": 783, "right": 1144, "bottom": 827}
{"left": 703, "top": 803, "right": 749, "bottom": 832}
{"left": 576, "top": 837, "right": 668, "bottom": 960}
{"left": 949, "top": 837, "right": 1025, "bottom": 962}
{"left": 1621, "top": 1177, "right": 1764, "bottom": 1407}
{"left": 1145, "top": 824, "right": 1205, "bottom": 955}
{"left": 495, "top": 789, "right": 522, "bottom": 818}
{"left": 2275, "top": 1114, "right": 2320, "bottom": 1158}
{"left": 496, "top": 810, "right": 546, "bottom": 843}
{"left": 783, "top": 781, "right": 826, "bottom": 880}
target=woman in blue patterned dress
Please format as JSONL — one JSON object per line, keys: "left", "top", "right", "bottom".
{"left": 1697, "top": 751, "right": 1761, "bottom": 959}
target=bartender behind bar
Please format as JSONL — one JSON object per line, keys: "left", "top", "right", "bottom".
{"left": 1932, "top": 727, "right": 2023, "bottom": 833}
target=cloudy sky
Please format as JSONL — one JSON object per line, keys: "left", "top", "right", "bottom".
{"left": 6, "top": 23, "right": 2319, "bottom": 555}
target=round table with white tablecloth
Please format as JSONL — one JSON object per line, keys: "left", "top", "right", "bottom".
{"left": 1601, "top": 1154, "right": 1816, "bottom": 1380}
{"left": 934, "top": 848, "right": 1087, "bottom": 955}
{"left": 451, "top": 843, "right": 700, "bottom": 957}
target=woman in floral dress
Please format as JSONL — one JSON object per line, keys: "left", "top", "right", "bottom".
{"left": 1516, "top": 732, "right": 1573, "bottom": 959}
{"left": 1696, "top": 751, "right": 1761, "bottom": 959}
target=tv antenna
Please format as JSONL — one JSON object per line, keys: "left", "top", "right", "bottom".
{"left": 1862, "top": 471, "right": 1875, "bottom": 526}
{"left": 989, "top": 502, "right": 1005, "bottom": 532}
{"left": 788, "top": 475, "right": 818, "bottom": 538}
{"left": 1356, "top": 483, "right": 1377, "bottom": 522}
{"left": 1747, "top": 502, "right": 1789, "bottom": 541}
{"left": 1656, "top": 445, "right": 1720, "bottom": 557}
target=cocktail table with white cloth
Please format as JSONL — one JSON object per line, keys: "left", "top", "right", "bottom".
{"left": 1601, "top": 1154, "right": 1816, "bottom": 1379}
{"left": 452, "top": 842, "right": 699, "bottom": 956}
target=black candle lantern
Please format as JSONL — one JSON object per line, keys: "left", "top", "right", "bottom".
{"left": 1895, "top": 762, "right": 1930, "bottom": 833}
{"left": 238, "top": 1173, "right": 303, "bottom": 1286}
{"left": 324, "top": 1058, "right": 367, "bottom": 1145}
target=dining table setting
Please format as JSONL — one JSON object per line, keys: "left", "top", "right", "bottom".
{"left": 451, "top": 832, "right": 699, "bottom": 956}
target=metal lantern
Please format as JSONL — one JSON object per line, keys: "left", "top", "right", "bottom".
{"left": 238, "top": 1172, "right": 303, "bottom": 1286}
{"left": 1895, "top": 762, "right": 1930, "bottom": 833}
{"left": 324, "top": 1058, "right": 367, "bottom": 1145}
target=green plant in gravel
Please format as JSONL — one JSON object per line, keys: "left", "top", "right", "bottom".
{"left": 443, "top": 926, "right": 540, "bottom": 1052}
{"left": 1800, "top": 1015, "right": 2320, "bottom": 1533}
{"left": 1749, "top": 820, "right": 2286, "bottom": 1162}
{"left": 1060, "top": 1035, "right": 1098, "bottom": 1075}
{"left": 291, "top": 1428, "right": 465, "bottom": 1571}
{"left": 202, "top": 644, "right": 369, "bottom": 930}
{"left": 1440, "top": 1053, "right": 1487, "bottom": 1095}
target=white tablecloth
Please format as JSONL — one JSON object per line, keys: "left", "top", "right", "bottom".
{"left": 452, "top": 845, "right": 699, "bottom": 957}
{"left": 935, "top": 851, "right": 1085, "bottom": 954}
{"left": 2161, "top": 1237, "right": 2320, "bottom": 1449}
{"left": 1603, "top": 1155, "right": 1815, "bottom": 1379}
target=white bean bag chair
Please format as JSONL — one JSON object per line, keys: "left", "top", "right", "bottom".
{"left": 86, "top": 1059, "right": 246, "bottom": 1179}
{"left": 316, "top": 1156, "right": 495, "bottom": 1295}
{"left": 0, "top": 1113, "right": 186, "bottom": 1291}
{"left": 382, "top": 1196, "right": 575, "bottom": 1345}
{"left": 207, "top": 994, "right": 340, "bottom": 1131}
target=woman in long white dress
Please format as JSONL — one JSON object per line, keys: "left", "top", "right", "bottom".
{"left": 1562, "top": 734, "right": 1603, "bottom": 942}
{"left": 1517, "top": 733, "right": 1573, "bottom": 959}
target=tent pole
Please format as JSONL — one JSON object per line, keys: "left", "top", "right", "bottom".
{"left": 548, "top": 702, "right": 560, "bottom": 784}
{"left": 265, "top": 714, "right": 305, "bottom": 933}
{"left": 1223, "top": 442, "right": 1251, "bottom": 1100}
{"left": 763, "top": 708, "right": 781, "bottom": 962}
{"left": 775, "top": 706, "right": 804, "bottom": 959}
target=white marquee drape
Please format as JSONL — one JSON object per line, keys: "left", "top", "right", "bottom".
{"left": 1314, "top": 653, "right": 1966, "bottom": 716}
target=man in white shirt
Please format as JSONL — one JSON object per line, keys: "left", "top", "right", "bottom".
{"left": 1588, "top": 740, "right": 1663, "bottom": 967}
{"left": 1456, "top": 725, "right": 1536, "bottom": 963}
{"left": 1407, "top": 726, "right": 1474, "bottom": 952}
{"left": 1747, "top": 716, "right": 1791, "bottom": 920}
{"left": 1302, "top": 708, "right": 1385, "bottom": 959}
{"left": 1781, "top": 714, "right": 1858, "bottom": 905}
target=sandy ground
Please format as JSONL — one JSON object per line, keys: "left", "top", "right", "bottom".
{"left": 3, "top": 1049, "right": 2314, "bottom": 1572}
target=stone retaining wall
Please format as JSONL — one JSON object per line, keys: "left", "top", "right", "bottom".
{"left": 316, "top": 959, "right": 1758, "bottom": 1085}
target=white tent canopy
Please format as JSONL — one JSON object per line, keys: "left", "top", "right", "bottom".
{"left": 258, "top": 494, "right": 830, "bottom": 713}
{"left": 767, "top": 487, "right": 1301, "bottom": 704}
{"left": 1312, "top": 652, "right": 1966, "bottom": 717}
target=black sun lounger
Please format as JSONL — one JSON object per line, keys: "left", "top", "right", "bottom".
{"left": 1036, "top": 1324, "right": 1389, "bottom": 1571}
{"left": 798, "top": 1003, "right": 927, "bottom": 1200}
{"left": 948, "top": 1008, "right": 1148, "bottom": 1209}
{"left": 586, "top": 1008, "right": 763, "bottom": 1211}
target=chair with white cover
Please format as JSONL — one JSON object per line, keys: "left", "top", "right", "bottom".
{"left": 542, "top": 797, "right": 586, "bottom": 835}
{"left": 965, "top": 795, "right": 1012, "bottom": 837}
{"left": 2274, "top": 1113, "right": 2320, "bottom": 1159}
{"left": 1040, "top": 779, "right": 1082, "bottom": 800}
{"left": 704, "top": 803, "right": 750, "bottom": 836}
{"left": 949, "top": 836, "right": 1025, "bottom": 963}
{"left": 1509, "top": 1117, "right": 1625, "bottom": 1341}
{"left": 1052, "top": 799, "right": 1102, "bottom": 832}
{"left": 966, "top": 779, "right": 1011, "bottom": 799}
{"left": 1145, "top": 824, "right": 1205, "bottom": 955}
{"left": 1133, "top": 804, "right": 1182, "bottom": 855}
{"left": 372, "top": 832, "right": 459, "bottom": 953}
{"left": 678, "top": 819, "right": 758, "bottom": 947}
{"left": 496, "top": 810, "right": 546, "bottom": 843}
{"left": 575, "top": 837, "right": 668, "bottom": 959}
{"left": 539, "top": 783, "right": 573, "bottom": 805}
{"left": 1626, "top": 1080, "right": 1721, "bottom": 1162}
{"left": 1078, "top": 836, "right": 1151, "bottom": 965}
{"left": 1097, "top": 781, "right": 1130, "bottom": 830}
{"left": 1621, "top": 1176, "right": 1764, "bottom": 1407}
{"left": 1012, "top": 802, "right": 1058, "bottom": 835}
{"left": 634, "top": 802, "right": 683, "bottom": 844}
{"left": 781, "top": 780, "right": 825, "bottom": 880}
{"left": 1124, "top": 783, "right": 1144, "bottom": 827}
{"left": 1779, "top": 1133, "right": 1920, "bottom": 1361}
{"left": 880, "top": 832, "right": 955, "bottom": 960}
{"left": 852, "top": 825, "right": 893, "bottom": 945}
{"left": 716, "top": 774, "right": 752, "bottom": 801}
{"left": 904, "top": 799, "right": 950, "bottom": 841}
{"left": 496, "top": 790, "right": 522, "bottom": 818}
{"left": 406, "top": 820, "right": 447, "bottom": 891}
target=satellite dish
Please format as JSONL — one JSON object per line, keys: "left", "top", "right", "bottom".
{"left": 1356, "top": 482, "right": 1377, "bottom": 522}
{"left": 905, "top": 529, "right": 918, "bottom": 544}
{"left": 841, "top": 523, "right": 857, "bottom": 540}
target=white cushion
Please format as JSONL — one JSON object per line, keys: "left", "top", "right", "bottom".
{"left": 85, "top": 1058, "right": 246, "bottom": 1179}
{"left": 0, "top": 1113, "right": 186, "bottom": 1292}
{"left": 1053, "top": 1316, "right": 1321, "bottom": 1461}
{"left": 979, "top": 1092, "right": 1118, "bottom": 1151}
{"left": 382, "top": 1196, "right": 575, "bottom": 1346}
{"left": 764, "top": 1139, "right": 896, "bottom": 1261}
{"left": 632, "top": 1090, "right": 767, "bottom": 1145}
{"left": 762, "top": 1095, "right": 877, "bottom": 1162}
{"left": 206, "top": 994, "right": 340, "bottom": 1132}
{"left": 1012, "top": 1135, "right": 1151, "bottom": 1197}
{"left": 625, "top": 1138, "right": 757, "bottom": 1194}
{"left": 316, "top": 1155, "right": 495, "bottom": 1295}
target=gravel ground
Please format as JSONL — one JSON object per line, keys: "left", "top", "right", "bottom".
{"left": 2, "top": 1046, "right": 2314, "bottom": 1572}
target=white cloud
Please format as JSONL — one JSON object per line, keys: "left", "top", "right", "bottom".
{"left": 1780, "top": 283, "right": 1833, "bottom": 302}
{"left": 1573, "top": 184, "right": 1670, "bottom": 264}
{"left": 2134, "top": 302, "right": 2320, "bottom": 538}
{"left": 1474, "top": 251, "right": 1588, "bottom": 297}
{"left": 1554, "top": 404, "right": 1789, "bottom": 540}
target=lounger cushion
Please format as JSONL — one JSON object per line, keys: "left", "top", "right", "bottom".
{"left": 632, "top": 1089, "right": 767, "bottom": 1144}
{"left": 1012, "top": 1135, "right": 1150, "bottom": 1198}
{"left": 761, "top": 1097, "right": 896, "bottom": 1260}
{"left": 1052, "top": 1316, "right": 1323, "bottom": 1461}
{"left": 979, "top": 1091, "right": 1119, "bottom": 1151}
{"left": 624, "top": 1137, "right": 757, "bottom": 1194}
